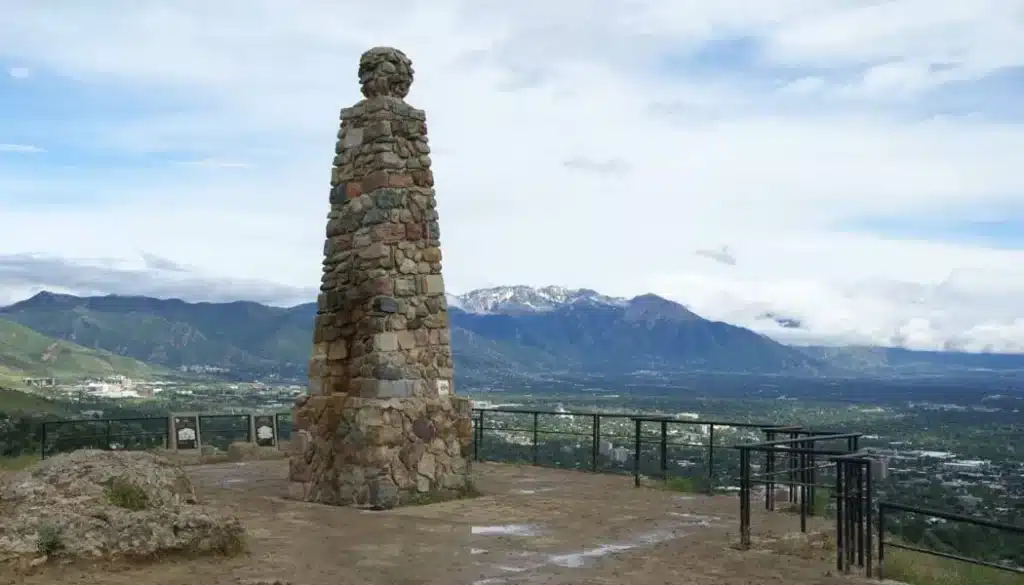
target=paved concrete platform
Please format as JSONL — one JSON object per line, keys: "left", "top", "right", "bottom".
{"left": 6, "top": 460, "right": 872, "bottom": 585}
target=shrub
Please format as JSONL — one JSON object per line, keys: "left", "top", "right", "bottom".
{"left": 35, "top": 522, "right": 63, "bottom": 556}
{"left": 104, "top": 477, "right": 150, "bottom": 511}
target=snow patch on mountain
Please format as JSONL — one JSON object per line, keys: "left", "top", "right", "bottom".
{"left": 449, "top": 285, "right": 627, "bottom": 314}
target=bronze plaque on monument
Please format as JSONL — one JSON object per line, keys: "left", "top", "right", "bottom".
{"left": 174, "top": 416, "right": 199, "bottom": 450}
{"left": 254, "top": 415, "right": 277, "bottom": 447}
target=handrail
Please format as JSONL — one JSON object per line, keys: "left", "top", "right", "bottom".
{"left": 741, "top": 432, "right": 862, "bottom": 448}
{"left": 878, "top": 501, "right": 1024, "bottom": 578}
{"left": 473, "top": 407, "right": 784, "bottom": 493}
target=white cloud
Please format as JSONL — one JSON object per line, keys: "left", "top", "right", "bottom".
{"left": 0, "top": 0, "right": 1022, "bottom": 352}
{"left": 171, "top": 158, "right": 251, "bottom": 169}
{"left": 0, "top": 143, "right": 43, "bottom": 153}
{"left": 7, "top": 67, "right": 31, "bottom": 79}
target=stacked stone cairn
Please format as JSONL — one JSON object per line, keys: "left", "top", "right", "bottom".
{"left": 288, "top": 47, "right": 473, "bottom": 508}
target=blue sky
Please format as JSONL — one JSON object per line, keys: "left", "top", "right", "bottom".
{"left": 0, "top": 0, "right": 1023, "bottom": 352}
{"left": 847, "top": 214, "right": 1024, "bottom": 249}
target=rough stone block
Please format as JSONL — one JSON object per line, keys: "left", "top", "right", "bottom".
{"left": 396, "top": 330, "right": 416, "bottom": 350}
{"left": 373, "top": 296, "right": 399, "bottom": 313}
{"left": 308, "top": 376, "right": 326, "bottom": 396}
{"left": 373, "top": 332, "right": 398, "bottom": 351}
{"left": 421, "top": 274, "right": 445, "bottom": 295}
{"left": 327, "top": 342, "right": 347, "bottom": 360}
{"left": 394, "top": 277, "right": 416, "bottom": 296}
{"left": 375, "top": 379, "right": 417, "bottom": 398}
{"left": 368, "top": 475, "right": 400, "bottom": 510}
{"left": 343, "top": 127, "right": 364, "bottom": 149}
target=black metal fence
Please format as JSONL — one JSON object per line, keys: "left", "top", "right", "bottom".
{"left": 735, "top": 429, "right": 862, "bottom": 550}
{"left": 38, "top": 413, "right": 293, "bottom": 457}
{"left": 834, "top": 453, "right": 875, "bottom": 577}
{"left": 471, "top": 408, "right": 789, "bottom": 492}
{"left": 878, "top": 502, "right": 1024, "bottom": 579}
{"left": 17, "top": 404, "right": 1022, "bottom": 580}
{"left": 40, "top": 416, "right": 169, "bottom": 457}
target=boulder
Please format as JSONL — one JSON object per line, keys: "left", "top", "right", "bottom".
{"left": 0, "top": 449, "right": 245, "bottom": 564}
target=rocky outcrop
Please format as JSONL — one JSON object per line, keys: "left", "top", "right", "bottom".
{"left": 0, "top": 450, "right": 244, "bottom": 563}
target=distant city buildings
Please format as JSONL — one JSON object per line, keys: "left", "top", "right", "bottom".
{"left": 22, "top": 377, "right": 56, "bottom": 387}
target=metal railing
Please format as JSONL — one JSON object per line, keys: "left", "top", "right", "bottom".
{"left": 833, "top": 452, "right": 875, "bottom": 577}
{"left": 38, "top": 412, "right": 292, "bottom": 457}
{"left": 735, "top": 430, "right": 862, "bottom": 549}
{"left": 22, "top": 404, "right": 1022, "bottom": 579}
{"left": 471, "top": 407, "right": 792, "bottom": 493}
{"left": 878, "top": 502, "right": 1024, "bottom": 579}
{"left": 40, "top": 416, "right": 170, "bottom": 457}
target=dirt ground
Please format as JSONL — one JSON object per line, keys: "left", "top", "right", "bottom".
{"left": 1, "top": 461, "right": 881, "bottom": 585}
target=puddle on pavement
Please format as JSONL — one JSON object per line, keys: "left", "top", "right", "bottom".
{"left": 472, "top": 524, "right": 543, "bottom": 536}
{"left": 668, "top": 512, "right": 721, "bottom": 526}
{"left": 472, "top": 513, "right": 727, "bottom": 580}
{"left": 548, "top": 542, "right": 637, "bottom": 568}
{"left": 480, "top": 528, "right": 687, "bottom": 575}
{"left": 510, "top": 488, "right": 554, "bottom": 495}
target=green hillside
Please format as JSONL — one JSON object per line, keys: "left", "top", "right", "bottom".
{"left": 0, "top": 386, "right": 72, "bottom": 415}
{"left": 0, "top": 317, "right": 164, "bottom": 386}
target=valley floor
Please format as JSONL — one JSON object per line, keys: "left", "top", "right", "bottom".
{"left": 3, "top": 461, "right": 880, "bottom": 585}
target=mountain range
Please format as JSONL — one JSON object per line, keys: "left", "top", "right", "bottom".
{"left": 0, "top": 317, "right": 162, "bottom": 386}
{"left": 1, "top": 286, "right": 1023, "bottom": 384}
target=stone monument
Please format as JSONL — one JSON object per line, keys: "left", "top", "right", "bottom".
{"left": 288, "top": 47, "right": 473, "bottom": 507}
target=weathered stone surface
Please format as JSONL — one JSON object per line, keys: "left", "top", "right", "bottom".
{"left": 0, "top": 450, "right": 244, "bottom": 564}
{"left": 290, "top": 47, "right": 469, "bottom": 508}
{"left": 289, "top": 393, "right": 472, "bottom": 506}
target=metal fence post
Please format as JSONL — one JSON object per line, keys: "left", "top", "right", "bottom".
{"left": 865, "top": 460, "right": 874, "bottom": 578}
{"left": 765, "top": 430, "right": 775, "bottom": 511}
{"left": 633, "top": 419, "right": 641, "bottom": 488}
{"left": 476, "top": 410, "right": 485, "bottom": 461}
{"left": 659, "top": 420, "right": 668, "bottom": 480}
{"left": 591, "top": 414, "right": 600, "bottom": 472}
{"left": 532, "top": 412, "right": 539, "bottom": 466}
{"left": 105, "top": 419, "right": 113, "bottom": 450}
{"left": 857, "top": 461, "right": 865, "bottom": 568}
{"left": 877, "top": 503, "right": 886, "bottom": 580}
{"left": 799, "top": 439, "right": 808, "bottom": 533}
{"left": 836, "top": 459, "right": 845, "bottom": 573}
{"left": 39, "top": 422, "right": 47, "bottom": 459}
{"left": 740, "top": 446, "right": 751, "bottom": 549}
{"left": 706, "top": 423, "right": 715, "bottom": 493}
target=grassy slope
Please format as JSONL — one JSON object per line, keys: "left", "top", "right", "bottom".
{"left": 0, "top": 386, "right": 71, "bottom": 415}
{"left": 0, "top": 317, "right": 164, "bottom": 386}
{"left": 885, "top": 548, "right": 1024, "bottom": 585}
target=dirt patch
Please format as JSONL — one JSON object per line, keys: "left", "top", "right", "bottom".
{"left": 0, "top": 460, "right": 876, "bottom": 585}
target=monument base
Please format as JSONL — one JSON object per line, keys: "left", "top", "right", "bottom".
{"left": 287, "top": 393, "right": 473, "bottom": 508}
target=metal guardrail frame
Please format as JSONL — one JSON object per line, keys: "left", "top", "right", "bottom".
{"left": 878, "top": 501, "right": 1024, "bottom": 579}
{"left": 734, "top": 431, "right": 862, "bottom": 550}
{"left": 38, "top": 412, "right": 292, "bottom": 457}
{"left": 471, "top": 407, "right": 796, "bottom": 494}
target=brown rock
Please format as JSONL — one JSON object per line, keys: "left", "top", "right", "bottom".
{"left": 412, "top": 418, "right": 436, "bottom": 441}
